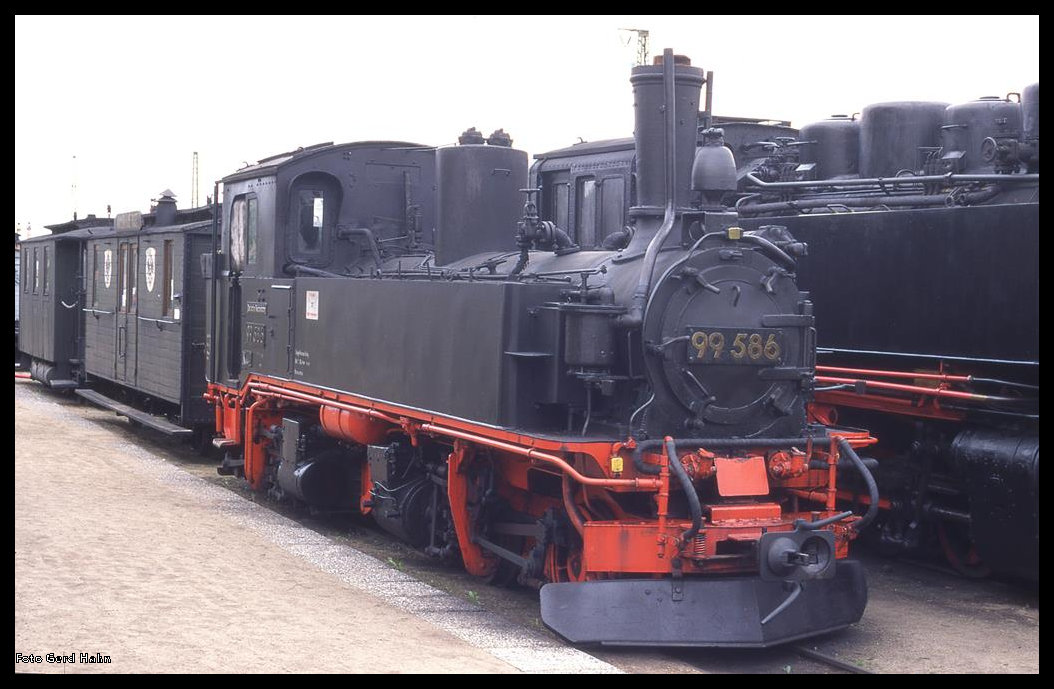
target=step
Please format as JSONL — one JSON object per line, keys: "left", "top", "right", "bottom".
{"left": 74, "top": 388, "right": 192, "bottom": 437}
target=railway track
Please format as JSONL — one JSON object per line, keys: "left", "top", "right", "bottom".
{"left": 791, "top": 645, "right": 872, "bottom": 674}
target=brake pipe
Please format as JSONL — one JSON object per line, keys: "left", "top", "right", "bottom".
{"left": 420, "top": 423, "right": 662, "bottom": 490}
{"left": 815, "top": 375, "right": 1031, "bottom": 403}
{"left": 245, "top": 382, "right": 662, "bottom": 489}
{"left": 816, "top": 365, "right": 971, "bottom": 383}
{"left": 247, "top": 382, "right": 403, "bottom": 425}
{"left": 816, "top": 366, "right": 1038, "bottom": 392}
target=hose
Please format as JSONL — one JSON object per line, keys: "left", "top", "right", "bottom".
{"left": 836, "top": 436, "right": 880, "bottom": 533}
{"left": 561, "top": 474, "right": 586, "bottom": 538}
{"left": 665, "top": 437, "right": 702, "bottom": 545}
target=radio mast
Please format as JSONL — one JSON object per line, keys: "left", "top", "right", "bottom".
{"left": 191, "top": 151, "right": 200, "bottom": 208}
{"left": 620, "top": 28, "right": 650, "bottom": 66}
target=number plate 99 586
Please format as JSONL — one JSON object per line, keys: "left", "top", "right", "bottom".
{"left": 686, "top": 327, "right": 783, "bottom": 365}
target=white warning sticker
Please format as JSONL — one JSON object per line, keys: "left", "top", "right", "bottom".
{"left": 144, "top": 247, "right": 157, "bottom": 292}
{"left": 305, "top": 290, "right": 319, "bottom": 320}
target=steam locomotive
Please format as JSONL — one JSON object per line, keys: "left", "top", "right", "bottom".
{"left": 201, "top": 51, "right": 872, "bottom": 647}
{"left": 531, "top": 81, "right": 1039, "bottom": 579}
{"left": 19, "top": 51, "right": 878, "bottom": 647}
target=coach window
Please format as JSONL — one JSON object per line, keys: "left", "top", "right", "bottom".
{"left": 23, "top": 251, "right": 28, "bottom": 293}
{"left": 32, "top": 248, "right": 39, "bottom": 294}
{"left": 229, "top": 196, "right": 247, "bottom": 273}
{"left": 91, "top": 246, "right": 99, "bottom": 307}
{"left": 129, "top": 245, "right": 138, "bottom": 311}
{"left": 552, "top": 182, "right": 569, "bottom": 230}
{"left": 162, "top": 240, "right": 174, "bottom": 316}
{"left": 600, "top": 177, "right": 625, "bottom": 242}
{"left": 118, "top": 243, "right": 128, "bottom": 312}
{"left": 575, "top": 177, "right": 596, "bottom": 247}
{"left": 42, "top": 247, "right": 49, "bottom": 295}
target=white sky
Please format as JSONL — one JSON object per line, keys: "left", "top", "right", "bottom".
{"left": 15, "top": 15, "right": 1039, "bottom": 237}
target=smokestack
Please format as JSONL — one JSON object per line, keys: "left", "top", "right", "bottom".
{"left": 630, "top": 54, "right": 704, "bottom": 212}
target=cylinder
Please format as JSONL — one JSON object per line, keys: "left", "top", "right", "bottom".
{"left": 630, "top": 57, "right": 706, "bottom": 211}
{"left": 1022, "top": 82, "right": 1039, "bottom": 141}
{"left": 435, "top": 143, "right": 527, "bottom": 265}
{"left": 859, "top": 101, "right": 948, "bottom": 177}
{"left": 941, "top": 97, "right": 1023, "bottom": 172}
{"left": 798, "top": 115, "right": 860, "bottom": 178}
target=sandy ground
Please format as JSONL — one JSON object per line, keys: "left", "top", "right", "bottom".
{"left": 15, "top": 380, "right": 1039, "bottom": 673}
{"left": 14, "top": 382, "right": 615, "bottom": 673}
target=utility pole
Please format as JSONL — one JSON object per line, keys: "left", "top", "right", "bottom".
{"left": 192, "top": 151, "right": 200, "bottom": 208}
{"left": 620, "top": 28, "right": 650, "bottom": 66}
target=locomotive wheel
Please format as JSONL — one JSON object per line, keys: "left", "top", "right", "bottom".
{"left": 545, "top": 544, "right": 588, "bottom": 583}
{"left": 565, "top": 550, "right": 588, "bottom": 582}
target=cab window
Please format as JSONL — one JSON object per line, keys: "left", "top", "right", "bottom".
{"left": 296, "top": 190, "right": 325, "bottom": 254}
{"left": 230, "top": 197, "right": 247, "bottom": 272}
{"left": 288, "top": 172, "right": 342, "bottom": 262}
{"left": 247, "top": 197, "right": 258, "bottom": 265}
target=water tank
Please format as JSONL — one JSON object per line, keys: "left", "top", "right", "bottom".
{"left": 799, "top": 115, "right": 860, "bottom": 179}
{"left": 859, "top": 102, "right": 947, "bottom": 177}
{"left": 435, "top": 140, "right": 527, "bottom": 266}
{"left": 941, "top": 97, "right": 1023, "bottom": 172}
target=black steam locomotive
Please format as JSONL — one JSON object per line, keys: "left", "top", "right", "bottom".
{"left": 202, "top": 51, "right": 873, "bottom": 647}
{"left": 21, "top": 51, "right": 881, "bottom": 647}
{"left": 531, "top": 81, "right": 1039, "bottom": 579}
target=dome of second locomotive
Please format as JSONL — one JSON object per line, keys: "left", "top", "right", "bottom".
{"left": 859, "top": 101, "right": 948, "bottom": 177}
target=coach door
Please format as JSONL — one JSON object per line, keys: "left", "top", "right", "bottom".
{"left": 135, "top": 236, "right": 182, "bottom": 401}
{"left": 84, "top": 240, "right": 118, "bottom": 379}
{"left": 114, "top": 239, "right": 139, "bottom": 383}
